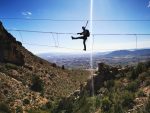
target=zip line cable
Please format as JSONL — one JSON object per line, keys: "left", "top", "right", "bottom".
{"left": 7, "top": 29, "right": 150, "bottom": 36}
{"left": 23, "top": 43, "right": 81, "bottom": 50}
{"left": 23, "top": 42, "right": 83, "bottom": 51}
{"left": 56, "top": 33, "right": 59, "bottom": 47}
{"left": 18, "top": 31, "right": 23, "bottom": 42}
{"left": 23, "top": 42, "right": 134, "bottom": 51}
{"left": 8, "top": 29, "right": 76, "bottom": 35}
{"left": 85, "top": 20, "right": 89, "bottom": 28}
{"left": 1, "top": 18, "right": 150, "bottom": 22}
{"left": 23, "top": 42, "right": 142, "bottom": 51}
{"left": 51, "top": 33, "right": 57, "bottom": 47}
{"left": 49, "top": 33, "right": 53, "bottom": 47}
{"left": 93, "top": 33, "right": 150, "bottom": 36}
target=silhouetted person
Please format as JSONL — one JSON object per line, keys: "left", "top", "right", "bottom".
{"left": 71, "top": 27, "right": 90, "bottom": 51}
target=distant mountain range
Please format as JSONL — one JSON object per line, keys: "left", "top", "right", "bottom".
{"left": 103, "top": 49, "right": 150, "bottom": 57}
{"left": 38, "top": 49, "right": 150, "bottom": 58}
{"left": 38, "top": 49, "right": 150, "bottom": 69}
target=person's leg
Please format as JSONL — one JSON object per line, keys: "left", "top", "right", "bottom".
{"left": 71, "top": 36, "right": 84, "bottom": 40}
{"left": 83, "top": 38, "right": 87, "bottom": 51}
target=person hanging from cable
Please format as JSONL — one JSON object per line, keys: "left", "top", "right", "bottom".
{"left": 71, "top": 25, "right": 90, "bottom": 51}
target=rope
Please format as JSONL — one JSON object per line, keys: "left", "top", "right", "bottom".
{"left": 23, "top": 42, "right": 119, "bottom": 51}
{"left": 22, "top": 43, "right": 84, "bottom": 51}
{"left": 51, "top": 33, "right": 57, "bottom": 47}
{"left": 93, "top": 33, "right": 150, "bottom": 36}
{"left": 23, "top": 42, "right": 140, "bottom": 51}
{"left": 8, "top": 29, "right": 76, "bottom": 35}
{"left": 7, "top": 29, "right": 150, "bottom": 36}
{"left": 85, "top": 20, "right": 89, "bottom": 28}
{"left": 1, "top": 18, "right": 150, "bottom": 22}
{"left": 56, "top": 33, "right": 59, "bottom": 47}
{"left": 18, "top": 31, "right": 23, "bottom": 42}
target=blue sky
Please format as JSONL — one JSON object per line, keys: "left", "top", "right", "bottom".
{"left": 0, "top": 0, "right": 150, "bottom": 53}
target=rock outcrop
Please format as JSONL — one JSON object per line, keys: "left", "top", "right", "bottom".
{"left": 86, "top": 63, "right": 116, "bottom": 94}
{"left": 0, "top": 21, "right": 24, "bottom": 66}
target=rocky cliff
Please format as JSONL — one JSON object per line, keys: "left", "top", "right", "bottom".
{"left": 0, "top": 21, "right": 24, "bottom": 66}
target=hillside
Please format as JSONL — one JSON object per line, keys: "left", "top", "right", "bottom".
{"left": 0, "top": 21, "right": 90, "bottom": 112}
{"left": 55, "top": 62, "right": 150, "bottom": 113}
{"left": 103, "top": 49, "right": 150, "bottom": 57}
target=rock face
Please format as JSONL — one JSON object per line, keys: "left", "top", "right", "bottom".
{"left": 86, "top": 63, "right": 116, "bottom": 94}
{"left": 0, "top": 21, "right": 24, "bottom": 66}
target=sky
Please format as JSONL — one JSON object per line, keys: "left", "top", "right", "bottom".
{"left": 0, "top": 0, "right": 150, "bottom": 54}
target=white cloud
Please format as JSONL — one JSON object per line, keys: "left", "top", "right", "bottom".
{"left": 148, "top": 1, "right": 150, "bottom": 8}
{"left": 21, "top": 11, "right": 32, "bottom": 16}
{"left": 27, "top": 12, "right": 32, "bottom": 15}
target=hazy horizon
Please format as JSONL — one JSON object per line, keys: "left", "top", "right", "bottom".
{"left": 37, "top": 48, "right": 150, "bottom": 55}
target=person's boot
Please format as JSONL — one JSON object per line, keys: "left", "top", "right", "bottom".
{"left": 71, "top": 36, "right": 74, "bottom": 40}
{"left": 83, "top": 48, "right": 86, "bottom": 51}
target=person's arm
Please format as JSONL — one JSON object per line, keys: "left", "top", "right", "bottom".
{"left": 77, "top": 32, "right": 83, "bottom": 35}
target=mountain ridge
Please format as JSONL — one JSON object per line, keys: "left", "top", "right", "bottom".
{"left": 104, "top": 49, "right": 150, "bottom": 57}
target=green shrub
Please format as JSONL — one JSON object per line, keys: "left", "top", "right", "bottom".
{"left": 82, "top": 97, "right": 96, "bottom": 113}
{"left": 30, "top": 75, "right": 44, "bottom": 93}
{"left": 104, "top": 80, "right": 115, "bottom": 90}
{"left": 145, "top": 79, "right": 150, "bottom": 86}
{"left": 130, "top": 69, "right": 138, "bottom": 80}
{"left": 5, "top": 63, "right": 18, "bottom": 70}
{"left": 0, "top": 103, "right": 11, "bottom": 113}
{"left": 101, "top": 97, "right": 112, "bottom": 112}
{"left": 0, "top": 66, "right": 7, "bottom": 73}
{"left": 137, "top": 90, "right": 146, "bottom": 97}
{"left": 112, "top": 102, "right": 123, "bottom": 113}
{"left": 16, "top": 106, "right": 23, "bottom": 113}
{"left": 28, "top": 109, "right": 49, "bottom": 113}
{"left": 95, "top": 96, "right": 101, "bottom": 109}
{"left": 145, "top": 61, "right": 150, "bottom": 68}
{"left": 114, "top": 80, "right": 125, "bottom": 91}
{"left": 136, "top": 63, "right": 146, "bottom": 75}
{"left": 57, "top": 97, "right": 74, "bottom": 113}
{"left": 145, "top": 96, "right": 150, "bottom": 113}
{"left": 23, "top": 99, "right": 30, "bottom": 105}
{"left": 130, "top": 63, "right": 147, "bottom": 80}
{"left": 126, "top": 80, "right": 139, "bottom": 92}
{"left": 121, "top": 91, "right": 135, "bottom": 109}
{"left": 59, "top": 93, "right": 97, "bottom": 113}
{"left": 138, "top": 72, "right": 148, "bottom": 82}
{"left": 43, "top": 101, "right": 58, "bottom": 112}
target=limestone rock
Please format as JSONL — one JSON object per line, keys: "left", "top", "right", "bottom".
{"left": 0, "top": 21, "right": 24, "bottom": 66}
